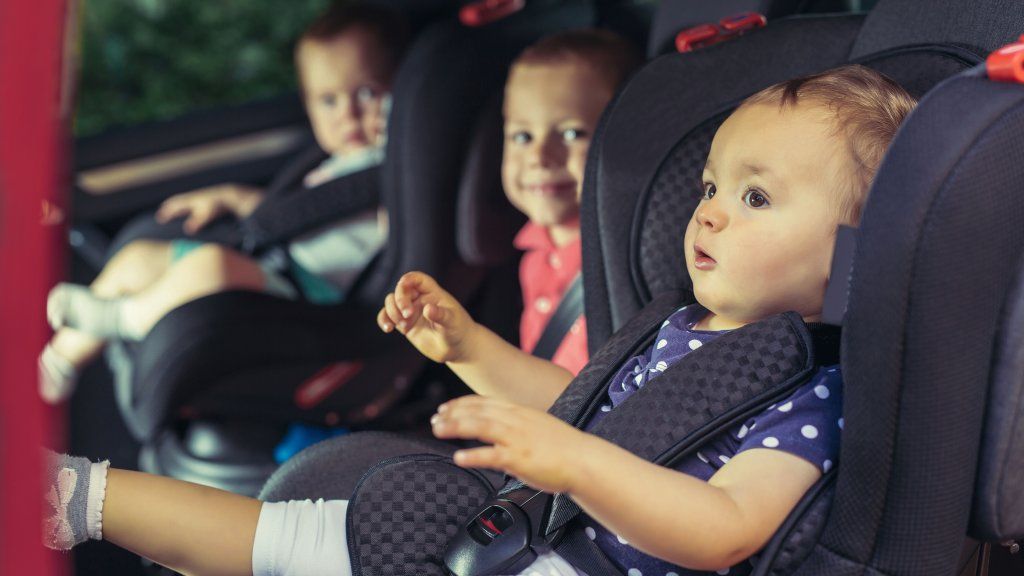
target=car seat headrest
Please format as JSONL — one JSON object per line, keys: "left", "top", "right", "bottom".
{"left": 632, "top": 113, "right": 726, "bottom": 300}
{"left": 646, "top": 0, "right": 805, "bottom": 56}
{"left": 457, "top": 92, "right": 525, "bottom": 266}
{"left": 852, "top": 0, "right": 1024, "bottom": 59}
{"left": 972, "top": 254, "right": 1024, "bottom": 542}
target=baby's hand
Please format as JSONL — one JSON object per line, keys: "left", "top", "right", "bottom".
{"left": 377, "top": 271, "right": 476, "bottom": 363}
{"left": 431, "top": 395, "right": 591, "bottom": 494}
{"left": 156, "top": 184, "right": 263, "bottom": 234}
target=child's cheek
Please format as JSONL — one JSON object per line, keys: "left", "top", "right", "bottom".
{"left": 567, "top": 147, "right": 589, "bottom": 198}
{"left": 500, "top": 154, "right": 518, "bottom": 202}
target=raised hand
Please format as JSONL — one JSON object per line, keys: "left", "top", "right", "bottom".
{"left": 377, "top": 271, "right": 477, "bottom": 363}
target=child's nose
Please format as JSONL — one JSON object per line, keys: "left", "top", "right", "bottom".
{"left": 529, "top": 134, "right": 567, "bottom": 168}
{"left": 695, "top": 199, "right": 727, "bottom": 230}
{"left": 335, "top": 95, "right": 363, "bottom": 121}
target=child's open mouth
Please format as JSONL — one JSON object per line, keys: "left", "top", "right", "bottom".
{"left": 694, "top": 245, "right": 717, "bottom": 270}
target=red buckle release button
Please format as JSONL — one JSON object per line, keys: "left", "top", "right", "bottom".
{"left": 987, "top": 34, "right": 1024, "bottom": 84}
{"left": 459, "top": 0, "right": 526, "bottom": 27}
{"left": 675, "top": 23, "right": 722, "bottom": 53}
{"left": 719, "top": 12, "right": 767, "bottom": 33}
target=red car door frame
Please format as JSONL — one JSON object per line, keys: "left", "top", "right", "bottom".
{"left": 1, "top": 0, "right": 71, "bottom": 574}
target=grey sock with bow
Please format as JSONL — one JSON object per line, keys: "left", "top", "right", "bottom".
{"left": 43, "top": 450, "right": 109, "bottom": 550}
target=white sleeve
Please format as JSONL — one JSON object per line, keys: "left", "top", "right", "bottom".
{"left": 252, "top": 499, "right": 351, "bottom": 576}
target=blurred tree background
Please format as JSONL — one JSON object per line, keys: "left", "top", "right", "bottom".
{"left": 76, "top": 0, "right": 333, "bottom": 137}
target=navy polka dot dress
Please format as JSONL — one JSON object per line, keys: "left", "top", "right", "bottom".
{"left": 578, "top": 304, "right": 843, "bottom": 576}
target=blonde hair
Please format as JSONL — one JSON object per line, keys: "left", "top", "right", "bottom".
{"left": 742, "top": 65, "right": 917, "bottom": 224}
{"left": 512, "top": 29, "right": 641, "bottom": 94}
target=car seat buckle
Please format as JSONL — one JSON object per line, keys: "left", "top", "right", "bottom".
{"left": 1002, "top": 540, "right": 1020, "bottom": 554}
{"left": 460, "top": 0, "right": 526, "bottom": 27}
{"left": 987, "top": 34, "right": 1024, "bottom": 84}
{"left": 444, "top": 487, "right": 559, "bottom": 575}
{"left": 675, "top": 12, "right": 766, "bottom": 53}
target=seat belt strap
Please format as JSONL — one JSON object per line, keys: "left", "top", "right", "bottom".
{"left": 532, "top": 274, "right": 584, "bottom": 361}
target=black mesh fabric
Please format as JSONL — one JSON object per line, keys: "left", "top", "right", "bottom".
{"left": 636, "top": 115, "right": 726, "bottom": 299}
{"left": 973, "top": 254, "right": 1024, "bottom": 541}
{"left": 753, "top": 478, "right": 836, "bottom": 576}
{"left": 259, "top": 432, "right": 462, "bottom": 501}
{"left": 347, "top": 454, "right": 496, "bottom": 576}
{"left": 854, "top": 48, "right": 983, "bottom": 98}
{"left": 850, "top": 0, "right": 1024, "bottom": 59}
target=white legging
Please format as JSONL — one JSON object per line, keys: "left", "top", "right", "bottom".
{"left": 253, "top": 499, "right": 584, "bottom": 576}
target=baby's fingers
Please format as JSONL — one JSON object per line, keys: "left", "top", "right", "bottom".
{"left": 383, "top": 293, "right": 408, "bottom": 333}
{"left": 423, "top": 303, "right": 454, "bottom": 330}
{"left": 155, "top": 199, "right": 188, "bottom": 223}
{"left": 377, "top": 306, "right": 395, "bottom": 333}
{"left": 394, "top": 277, "right": 424, "bottom": 319}
{"left": 431, "top": 407, "right": 511, "bottom": 444}
{"left": 452, "top": 446, "right": 510, "bottom": 471}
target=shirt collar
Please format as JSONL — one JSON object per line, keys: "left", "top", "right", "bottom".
{"left": 513, "top": 220, "right": 582, "bottom": 253}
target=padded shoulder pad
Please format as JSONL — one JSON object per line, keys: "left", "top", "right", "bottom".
{"left": 972, "top": 255, "right": 1024, "bottom": 541}
{"left": 347, "top": 454, "right": 495, "bottom": 575}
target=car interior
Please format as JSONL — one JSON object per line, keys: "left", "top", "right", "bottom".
{"left": 2, "top": 0, "right": 1023, "bottom": 574}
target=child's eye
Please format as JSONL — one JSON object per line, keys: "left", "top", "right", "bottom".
{"left": 509, "top": 131, "right": 532, "bottom": 146}
{"left": 355, "top": 86, "right": 379, "bottom": 103}
{"left": 743, "top": 188, "right": 770, "bottom": 208}
{"left": 319, "top": 94, "right": 337, "bottom": 107}
{"left": 562, "top": 128, "right": 587, "bottom": 142}
{"left": 702, "top": 182, "right": 716, "bottom": 200}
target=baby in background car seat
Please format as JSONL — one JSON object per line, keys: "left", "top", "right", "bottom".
{"left": 43, "top": 66, "right": 916, "bottom": 576}
{"left": 38, "top": 3, "right": 408, "bottom": 403}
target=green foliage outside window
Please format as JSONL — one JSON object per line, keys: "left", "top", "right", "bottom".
{"left": 76, "top": 0, "right": 333, "bottom": 137}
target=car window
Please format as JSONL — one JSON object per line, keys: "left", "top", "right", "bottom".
{"left": 76, "top": 0, "right": 330, "bottom": 137}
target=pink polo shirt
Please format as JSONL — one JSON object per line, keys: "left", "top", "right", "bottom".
{"left": 514, "top": 222, "right": 589, "bottom": 375}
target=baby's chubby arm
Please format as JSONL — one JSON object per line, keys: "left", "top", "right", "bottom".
{"left": 378, "top": 271, "right": 574, "bottom": 410}
{"left": 432, "top": 395, "right": 821, "bottom": 572}
{"left": 102, "top": 468, "right": 261, "bottom": 576}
